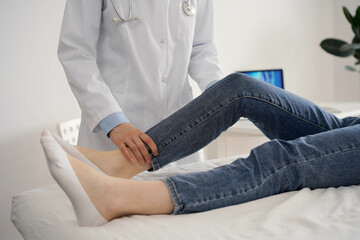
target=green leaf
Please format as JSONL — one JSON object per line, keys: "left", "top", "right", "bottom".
{"left": 339, "top": 46, "right": 356, "bottom": 56}
{"left": 351, "top": 43, "right": 360, "bottom": 50}
{"left": 355, "top": 6, "right": 360, "bottom": 26}
{"left": 345, "top": 65, "right": 357, "bottom": 71}
{"left": 353, "top": 37, "right": 360, "bottom": 61}
{"left": 340, "top": 43, "right": 360, "bottom": 52}
{"left": 344, "top": 6, "right": 355, "bottom": 26}
{"left": 320, "top": 38, "right": 350, "bottom": 57}
{"left": 353, "top": 36, "right": 360, "bottom": 44}
{"left": 352, "top": 26, "right": 360, "bottom": 37}
{"left": 354, "top": 51, "right": 360, "bottom": 60}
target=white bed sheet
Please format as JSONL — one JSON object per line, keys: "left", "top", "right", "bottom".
{"left": 11, "top": 156, "right": 360, "bottom": 240}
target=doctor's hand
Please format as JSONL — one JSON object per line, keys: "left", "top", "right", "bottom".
{"left": 109, "top": 123, "right": 158, "bottom": 165}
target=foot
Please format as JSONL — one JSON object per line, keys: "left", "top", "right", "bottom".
{"left": 68, "top": 155, "right": 174, "bottom": 220}
{"left": 49, "top": 132, "right": 104, "bottom": 174}
{"left": 74, "top": 146, "right": 151, "bottom": 179}
{"left": 41, "top": 130, "right": 173, "bottom": 226}
{"left": 41, "top": 130, "right": 132, "bottom": 225}
{"left": 49, "top": 131, "right": 150, "bottom": 178}
{"left": 67, "top": 154, "right": 129, "bottom": 221}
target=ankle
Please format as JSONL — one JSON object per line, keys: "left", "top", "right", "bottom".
{"left": 104, "top": 177, "right": 132, "bottom": 218}
{"left": 74, "top": 146, "right": 151, "bottom": 179}
{"left": 108, "top": 150, "right": 151, "bottom": 178}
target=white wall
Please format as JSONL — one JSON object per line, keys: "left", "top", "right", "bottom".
{"left": 0, "top": 1, "right": 356, "bottom": 240}
{"left": 214, "top": 0, "right": 336, "bottom": 102}
{"left": 0, "top": 1, "right": 80, "bottom": 239}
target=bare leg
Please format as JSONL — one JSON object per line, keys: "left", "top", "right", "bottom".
{"left": 42, "top": 130, "right": 173, "bottom": 225}
{"left": 74, "top": 146, "right": 150, "bottom": 178}
{"left": 68, "top": 154, "right": 173, "bottom": 221}
{"left": 49, "top": 131, "right": 148, "bottom": 179}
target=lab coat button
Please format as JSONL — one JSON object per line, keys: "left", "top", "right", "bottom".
{"left": 160, "top": 39, "right": 166, "bottom": 44}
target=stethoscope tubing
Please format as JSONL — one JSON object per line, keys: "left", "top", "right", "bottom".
{"left": 111, "top": 0, "right": 194, "bottom": 23}
{"left": 111, "top": 0, "right": 134, "bottom": 23}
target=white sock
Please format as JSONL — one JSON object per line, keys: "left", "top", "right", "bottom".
{"left": 49, "top": 131, "right": 104, "bottom": 174}
{"left": 41, "top": 129, "right": 108, "bottom": 226}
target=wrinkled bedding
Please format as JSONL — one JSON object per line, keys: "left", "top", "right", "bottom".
{"left": 11, "top": 156, "right": 360, "bottom": 240}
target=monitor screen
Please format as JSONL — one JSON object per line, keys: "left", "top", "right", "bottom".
{"left": 238, "top": 69, "right": 284, "bottom": 89}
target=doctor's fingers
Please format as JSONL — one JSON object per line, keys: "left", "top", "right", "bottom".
{"left": 132, "top": 138, "right": 152, "bottom": 164}
{"left": 119, "top": 143, "right": 137, "bottom": 163}
{"left": 139, "top": 133, "right": 158, "bottom": 156}
{"left": 125, "top": 140, "right": 147, "bottom": 165}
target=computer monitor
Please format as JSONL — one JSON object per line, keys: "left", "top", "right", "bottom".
{"left": 237, "top": 69, "right": 284, "bottom": 89}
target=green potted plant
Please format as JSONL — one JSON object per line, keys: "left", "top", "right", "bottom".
{"left": 320, "top": 6, "right": 360, "bottom": 72}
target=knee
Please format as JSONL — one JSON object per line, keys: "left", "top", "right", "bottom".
{"left": 218, "top": 72, "right": 262, "bottom": 94}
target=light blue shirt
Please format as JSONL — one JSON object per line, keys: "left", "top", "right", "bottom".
{"left": 98, "top": 112, "right": 130, "bottom": 136}
{"left": 99, "top": 80, "right": 220, "bottom": 136}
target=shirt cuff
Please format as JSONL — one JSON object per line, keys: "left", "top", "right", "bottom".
{"left": 98, "top": 112, "right": 130, "bottom": 137}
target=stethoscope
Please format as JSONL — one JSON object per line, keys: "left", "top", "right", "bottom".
{"left": 111, "top": 0, "right": 196, "bottom": 23}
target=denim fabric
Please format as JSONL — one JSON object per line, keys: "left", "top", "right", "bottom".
{"left": 145, "top": 73, "right": 360, "bottom": 214}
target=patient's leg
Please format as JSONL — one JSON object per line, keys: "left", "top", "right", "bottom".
{"left": 50, "top": 131, "right": 149, "bottom": 178}
{"left": 161, "top": 124, "right": 360, "bottom": 214}
{"left": 42, "top": 123, "right": 360, "bottom": 226}
{"left": 52, "top": 73, "right": 360, "bottom": 178}
{"left": 67, "top": 155, "right": 172, "bottom": 219}
{"left": 74, "top": 146, "right": 150, "bottom": 178}
{"left": 144, "top": 73, "right": 354, "bottom": 170}
{"left": 41, "top": 130, "right": 173, "bottom": 226}
{"left": 55, "top": 73, "right": 359, "bottom": 176}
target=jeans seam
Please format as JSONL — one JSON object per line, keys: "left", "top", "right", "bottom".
{"left": 161, "top": 178, "right": 183, "bottom": 214}
{"left": 150, "top": 156, "right": 161, "bottom": 171}
{"left": 252, "top": 96, "right": 330, "bottom": 131}
{"left": 244, "top": 94, "right": 330, "bottom": 131}
{"left": 184, "top": 145, "right": 360, "bottom": 207}
{"left": 158, "top": 95, "right": 329, "bottom": 153}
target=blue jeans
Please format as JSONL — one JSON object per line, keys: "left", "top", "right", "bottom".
{"left": 145, "top": 73, "right": 360, "bottom": 214}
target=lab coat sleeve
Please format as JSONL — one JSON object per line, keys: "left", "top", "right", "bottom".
{"left": 188, "top": 0, "right": 225, "bottom": 92}
{"left": 58, "top": 0, "right": 122, "bottom": 132}
{"left": 98, "top": 112, "right": 130, "bottom": 136}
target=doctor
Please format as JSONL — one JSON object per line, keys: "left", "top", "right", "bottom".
{"left": 58, "top": 0, "right": 224, "bottom": 165}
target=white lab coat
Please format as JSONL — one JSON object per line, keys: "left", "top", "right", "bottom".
{"left": 58, "top": 0, "right": 224, "bottom": 163}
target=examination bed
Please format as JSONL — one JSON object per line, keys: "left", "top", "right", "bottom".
{"left": 11, "top": 156, "right": 360, "bottom": 240}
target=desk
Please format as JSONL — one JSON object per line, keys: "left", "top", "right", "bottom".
{"left": 204, "top": 102, "right": 360, "bottom": 160}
